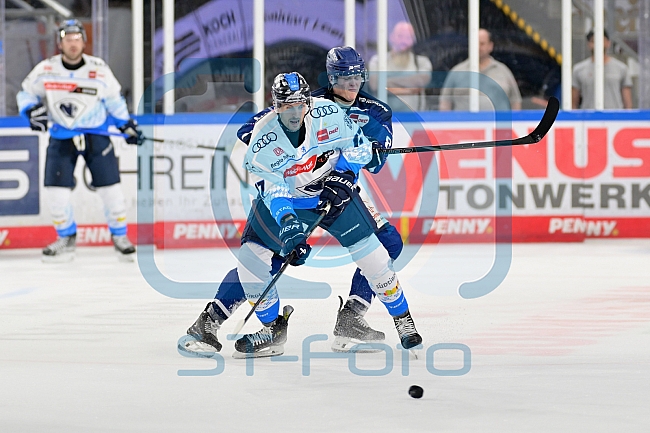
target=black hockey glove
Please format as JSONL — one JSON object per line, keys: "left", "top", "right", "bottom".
{"left": 119, "top": 119, "right": 144, "bottom": 145}
{"left": 279, "top": 215, "right": 311, "bottom": 266}
{"left": 26, "top": 103, "right": 48, "bottom": 132}
{"left": 316, "top": 170, "right": 356, "bottom": 220}
{"left": 364, "top": 140, "right": 388, "bottom": 174}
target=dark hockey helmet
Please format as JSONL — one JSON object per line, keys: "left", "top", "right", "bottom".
{"left": 326, "top": 46, "right": 368, "bottom": 85}
{"left": 271, "top": 72, "right": 311, "bottom": 108}
{"left": 58, "top": 19, "right": 87, "bottom": 42}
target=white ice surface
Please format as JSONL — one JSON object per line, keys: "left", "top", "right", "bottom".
{"left": 1, "top": 240, "right": 649, "bottom": 432}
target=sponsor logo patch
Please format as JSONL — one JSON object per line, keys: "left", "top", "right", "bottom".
{"left": 349, "top": 113, "right": 369, "bottom": 126}
{"left": 316, "top": 125, "right": 340, "bottom": 142}
{"left": 284, "top": 155, "right": 317, "bottom": 177}
{"left": 44, "top": 82, "right": 78, "bottom": 92}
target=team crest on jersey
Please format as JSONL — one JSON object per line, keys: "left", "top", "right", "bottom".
{"left": 273, "top": 147, "right": 284, "bottom": 156}
{"left": 59, "top": 102, "right": 77, "bottom": 118}
{"left": 316, "top": 125, "right": 340, "bottom": 142}
{"left": 348, "top": 113, "right": 369, "bottom": 126}
{"left": 56, "top": 99, "right": 87, "bottom": 128}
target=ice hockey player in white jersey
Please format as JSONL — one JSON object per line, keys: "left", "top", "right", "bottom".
{"left": 16, "top": 19, "right": 143, "bottom": 262}
{"left": 230, "top": 72, "right": 422, "bottom": 358}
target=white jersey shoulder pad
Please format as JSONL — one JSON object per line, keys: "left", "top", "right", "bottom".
{"left": 82, "top": 54, "right": 108, "bottom": 68}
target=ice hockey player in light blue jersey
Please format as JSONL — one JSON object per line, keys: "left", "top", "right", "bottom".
{"left": 182, "top": 71, "right": 421, "bottom": 359}
{"left": 182, "top": 48, "right": 407, "bottom": 357}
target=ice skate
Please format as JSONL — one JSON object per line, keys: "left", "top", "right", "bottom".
{"left": 332, "top": 296, "right": 386, "bottom": 353}
{"left": 112, "top": 234, "right": 136, "bottom": 262}
{"left": 393, "top": 310, "right": 422, "bottom": 351}
{"left": 178, "top": 303, "right": 223, "bottom": 358}
{"left": 42, "top": 234, "right": 76, "bottom": 263}
{"left": 233, "top": 305, "right": 293, "bottom": 359}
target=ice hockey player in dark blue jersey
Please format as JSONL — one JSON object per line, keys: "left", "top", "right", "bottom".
{"left": 181, "top": 48, "right": 413, "bottom": 357}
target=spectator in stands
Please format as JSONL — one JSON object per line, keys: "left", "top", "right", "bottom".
{"left": 368, "top": 21, "right": 432, "bottom": 111}
{"left": 572, "top": 30, "right": 632, "bottom": 109}
{"left": 439, "top": 28, "right": 521, "bottom": 111}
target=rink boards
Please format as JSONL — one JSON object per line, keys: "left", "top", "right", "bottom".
{"left": 0, "top": 110, "right": 649, "bottom": 249}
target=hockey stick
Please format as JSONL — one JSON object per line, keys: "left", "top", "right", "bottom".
{"left": 232, "top": 203, "right": 331, "bottom": 336}
{"left": 380, "top": 96, "right": 559, "bottom": 154}
{"left": 75, "top": 128, "right": 225, "bottom": 151}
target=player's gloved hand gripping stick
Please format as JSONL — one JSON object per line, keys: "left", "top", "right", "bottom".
{"left": 117, "top": 119, "right": 145, "bottom": 145}
{"left": 232, "top": 202, "right": 331, "bottom": 336}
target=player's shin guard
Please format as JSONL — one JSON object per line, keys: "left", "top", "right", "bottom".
{"left": 237, "top": 243, "right": 280, "bottom": 323}
{"left": 350, "top": 236, "right": 421, "bottom": 349}
{"left": 97, "top": 184, "right": 135, "bottom": 261}
{"left": 96, "top": 184, "right": 128, "bottom": 235}
{"left": 46, "top": 187, "right": 76, "bottom": 237}
{"left": 212, "top": 268, "right": 248, "bottom": 319}
{"left": 349, "top": 236, "right": 408, "bottom": 316}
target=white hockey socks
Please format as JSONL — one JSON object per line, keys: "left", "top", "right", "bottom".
{"left": 96, "top": 183, "right": 128, "bottom": 236}
{"left": 349, "top": 235, "right": 408, "bottom": 316}
{"left": 45, "top": 186, "right": 76, "bottom": 237}
{"left": 237, "top": 242, "right": 280, "bottom": 324}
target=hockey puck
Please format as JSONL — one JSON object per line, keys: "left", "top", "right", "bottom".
{"left": 408, "top": 385, "right": 424, "bottom": 399}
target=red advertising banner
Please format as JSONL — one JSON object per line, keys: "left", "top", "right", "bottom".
{"left": 1, "top": 116, "right": 648, "bottom": 249}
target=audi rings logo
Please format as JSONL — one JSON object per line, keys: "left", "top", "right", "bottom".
{"left": 310, "top": 105, "right": 338, "bottom": 119}
{"left": 251, "top": 132, "right": 278, "bottom": 153}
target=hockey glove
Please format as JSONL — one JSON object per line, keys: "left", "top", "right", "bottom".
{"left": 279, "top": 215, "right": 311, "bottom": 266}
{"left": 26, "top": 103, "right": 48, "bottom": 132}
{"left": 118, "top": 119, "right": 144, "bottom": 145}
{"left": 316, "top": 170, "right": 356, "bottom": 220}
{"left": 364, "top": 140, "right": 388, "bottom": 174}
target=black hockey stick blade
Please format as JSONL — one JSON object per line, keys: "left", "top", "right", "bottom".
{"left": 381, "top": 96, "right": 560, "bottom": 155}
{"left": 514, "top": 96, "right": 559, "bottom": 145}
{"left": 231, "top": 203, "right": 331, "bottom": 336}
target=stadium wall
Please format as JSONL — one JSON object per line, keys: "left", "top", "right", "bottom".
{"left": 1, "top": 110, "right": 648, "bottom": 249}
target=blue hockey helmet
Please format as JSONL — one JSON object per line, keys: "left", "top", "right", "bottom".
{"left": 271, "top": 72, "right": 311, "bottom": 108}
{"left": 58, "top": 19, "right": 87, "bottom": 42}
{"left": 326, "top": 46, "right": 367, "bottom": 85}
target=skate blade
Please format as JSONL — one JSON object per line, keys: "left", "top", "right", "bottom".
{"left": 232, "top": 344, "right": 284, "bottom": 359}
{"left": 177, "top": 335, "right": 220, "bottom": 358}
{"left": 116, "top": 251, "right": 135, "bottom": 262}
{"left": 331, "top": 336, "right": 385, "bottom": 353}
{"left": 42, "top": 252, "right": 75, "bottom": 263}
{"left": 409, "top": 348, "right": 421, "bottom": 359}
